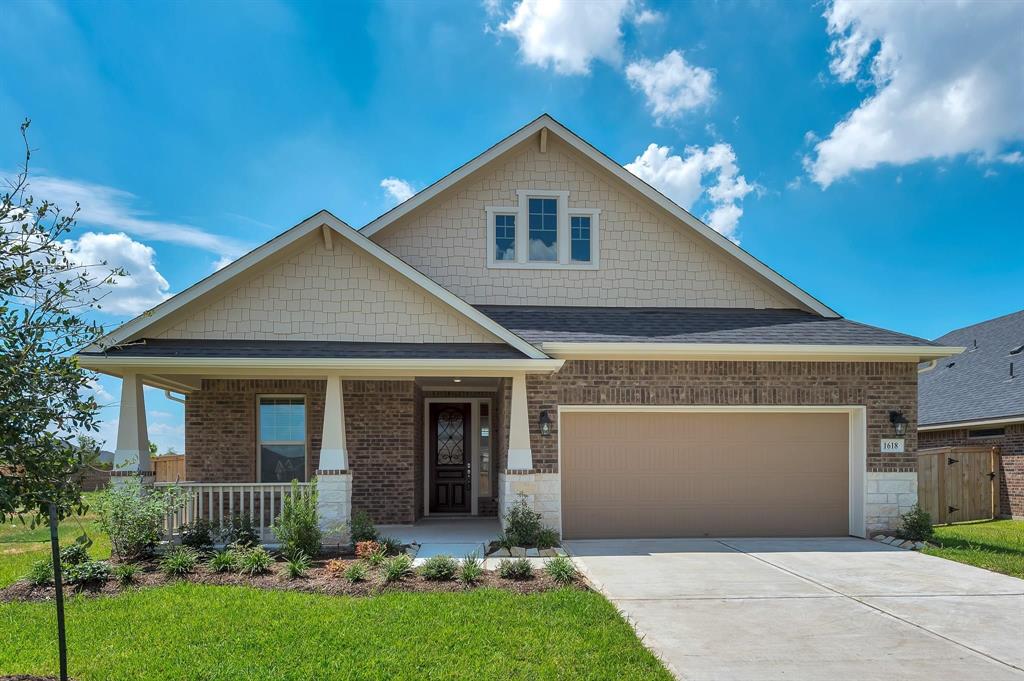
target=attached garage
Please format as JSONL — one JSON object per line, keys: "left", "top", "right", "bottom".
{"left": 560, "top": 408, "right": 859, "bottom": 539}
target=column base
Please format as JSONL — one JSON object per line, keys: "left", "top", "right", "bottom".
{"left": 498, "top": 471, "right": 561, "bottom": 534}
{"left": 865, "top": 471, "right": 917, "bottom": 534}
{"left": 316, "top": 470, "right": 352, "bottom": 544}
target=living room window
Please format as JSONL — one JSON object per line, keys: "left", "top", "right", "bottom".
{"left": 257, "top": 396, "right": 307, "bottom": 483}
{"left": 486, "top": 190, "right": 599, "bottom": 269}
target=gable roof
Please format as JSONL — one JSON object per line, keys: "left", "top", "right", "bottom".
{"left": 83, "top": 211, "right": 549, "bottom": 360}
{"left": 360, "top": 114, "right": 839, "bottom": 318}
{"left": 919, "top": 309, "right": 1024, "bottom": 427}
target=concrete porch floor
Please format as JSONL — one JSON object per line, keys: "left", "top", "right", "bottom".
{"left": 377, "top": 517, "right": 501, "bottom": 563}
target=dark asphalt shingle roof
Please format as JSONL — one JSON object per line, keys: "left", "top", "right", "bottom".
{"left": 81, "top": 339, "right": 528, "bottom": 360}
{"left": 476, "top": 305, "right": 938, "bottom": 347}
{"left": 919, "top": 309, "right": 1024, "bottom": 426}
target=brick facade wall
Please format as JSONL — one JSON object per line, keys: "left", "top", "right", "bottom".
{"left": 519, "top": 360, "right": 919, "bottom": 474}
{"left": 919, "top": 423, "right": 1024, "bottom": 518}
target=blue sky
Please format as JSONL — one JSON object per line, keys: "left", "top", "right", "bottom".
{"left": 2, "top": 0, "right": 1022, "bottom": 453}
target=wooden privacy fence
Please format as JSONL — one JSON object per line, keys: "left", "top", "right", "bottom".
{"left": 152, "top": 454, "right": 186, "bottom": 483}
{"left": 917, "top": 446, "right": 1001, "bottom": 525}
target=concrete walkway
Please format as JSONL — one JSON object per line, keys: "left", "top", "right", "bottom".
{"left": 377, "top": 517, "right": 500, "bottom": 563}
{"left": 566, "top": 537, "right": 1024, "bottom": 681}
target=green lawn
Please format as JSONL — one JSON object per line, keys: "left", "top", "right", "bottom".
{"left": 922, "top": 519, "right": 1024, "bottom": 579}
{"left": 0, "top": 584, "right": 671, "bottom": 680}
{"left": 0, "top": 492, "right": 110, "bottom": 588}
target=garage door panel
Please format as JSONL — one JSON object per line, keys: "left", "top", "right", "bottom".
{"left": 561, "top": 411, "right": 850, "bottom": 539}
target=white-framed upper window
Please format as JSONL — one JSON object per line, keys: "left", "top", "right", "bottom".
{"left": 257, "top": 396, "right": 307, "bottom": 483}
{"left": 486, "top": 189, "right": 599, "bottom": 269}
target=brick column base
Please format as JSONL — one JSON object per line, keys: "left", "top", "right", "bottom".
{"left": 316, "top": 470, "right": 352, "bottom": 544}
{"left": 866, "top": 472, "right": 918, "bottom": 534}
{"left": 498, "top": 471, "right": 561, "bottom": 535}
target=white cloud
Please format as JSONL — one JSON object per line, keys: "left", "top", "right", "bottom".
{"left": 498, "top": 0, "right": 632, "bottom": 75}
{"left": 380, "top": 177, "right": 415, "bottom": 205}
{"left": 625, "top": 142, "right": 756, "bottom": 242}
{"left": 62, "top": 232, "right": 171, "bottom": 316}
{"left": 25, "top": 174, "right": 250, "bottom": 257}
{"left": 212, "top": 254, "right": 236, "bottom": 271}
{"left": 626, "top": 50, "right": 714, "bottom": 122}
{"left": 632, "top": 8, "right": 663, "bottom": 26}
{"left": 806, "top": 0, "right": 1024, "bottom": 187}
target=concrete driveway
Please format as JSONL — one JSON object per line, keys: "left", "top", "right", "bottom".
{"left": 565, "top": 538, "right": 1024, "bottom": 681}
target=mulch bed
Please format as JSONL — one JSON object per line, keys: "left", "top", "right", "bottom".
{"left": 1, "top": 558, "right": 583, "bottom": 603}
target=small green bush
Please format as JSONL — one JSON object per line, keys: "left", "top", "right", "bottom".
{"left": 208, "top": 549, "right": 238, "bottom": 573}
{"left": 365, "top": 546, "right": 388, "bottom": 567}
{"left": 284, "top": 551, "right": 311, "bottom": 580}
{"left": 179, "top": 519, "right": 217, "bottom": 551}
{"left": 26, "top": 560, "right": 53, "bottom": 586}
{"left": 96, "top": 479, "right": 190, "bottom": 561}
{"left": 64, "top": 560, "right": 112, "bottom": 585}
{"left": 494, "top": 532, "right": 515, "bottom": 551}
{"left": 349, "top": 511, "right": 378, "bottom": 544}
{"left": 502, "top": 493, "right": 552, "bottom": 546}
{"left": 898, "top": 504, "right": 935, "bottom": 542}
{"left": 272, "top": 480, "right": 322, "bottom": 560}
{"left": 419, "top": 554, "right": 458, "bottom": 581}
{"left": 544, "top": 556, "right": 577, "bottom": 585}
{"left": 459, "top": 555, "right": 483, "bottom": 585}
{"left": 113, "top": 563, "right": 140, "bottom": 586}
{"left": 498, "top": 557, "right": 533, "bottom": 580}
{"left": 343, "top": 561, "right": 369, "bottom": 583}
{"left": 237, "top": 546, "right": 273, "bottom": 576}
{"left": 377, "top": 535, "right": 403, "bottom": 556}
{"left": 219, "top": 514, "right": 260, "bottom": 548}
{"left": 381, "top": 554, "right": 413, "bottom": 584}
{"left": 59, "top": 542, "right": 90, "bottom": 566}
{"left": 160, "top": 547, "right": 199, "bottom": 577}
{"left": 536, "top": 527, "right": 560, "bottom": 550}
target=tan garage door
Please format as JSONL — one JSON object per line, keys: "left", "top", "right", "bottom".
{"left": 561, "top": 411, "right": 850, "bottom": 539}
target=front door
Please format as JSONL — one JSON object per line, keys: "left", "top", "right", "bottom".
{"left": 429, "top": 402, "right": 471, "bottom": 513}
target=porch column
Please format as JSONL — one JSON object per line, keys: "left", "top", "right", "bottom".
{"left": 507, "top": 372, "right": 533, "bottom": 470}
{"left": 320, "top": 374, "right": 348, "bottom": 470}
{"left": 113, "top": 373, "right": 153, "bottom": 481}
{"left": 316, "top": 374, "right": 351, "bottom": 543}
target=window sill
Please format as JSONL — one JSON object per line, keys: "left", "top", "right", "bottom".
{"left": 486, "top": 260, "right": 599, "bottom": 271}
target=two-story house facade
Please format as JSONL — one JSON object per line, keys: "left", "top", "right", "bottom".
{"left": 78, "top": 115, "right": 959, "bottom": 540}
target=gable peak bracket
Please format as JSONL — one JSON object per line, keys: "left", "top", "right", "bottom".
{"left": 321, "top": 224, "right": 333, "bottom": 250}
{"left": 539, "top": 127, "right": 548, "bottom": 153}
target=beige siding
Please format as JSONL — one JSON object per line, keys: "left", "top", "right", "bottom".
{"left": 372, "top": 136, "right": 796, "bottom": 309}
{"left": 155, "top": 237, "right": 500, "bottom": 342}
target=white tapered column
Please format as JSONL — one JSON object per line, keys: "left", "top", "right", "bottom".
{"left": 507, "top": 372, "right": 533, "bottom": 470}
{"left": 113, "top": 373, "right": 153, "bottom": 478}
{"left": 319, "top": 374, "right": 348, "bottom": 471}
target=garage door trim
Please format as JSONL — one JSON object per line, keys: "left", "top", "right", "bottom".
{"left": 557, "top": 405, "right": 867, "bottom": 538}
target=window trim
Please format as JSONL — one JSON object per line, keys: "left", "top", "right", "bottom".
{"left": 255, "top": 394, "right": 309, "bottom": 483}
{"left": 485, "top": 189, "right": 599, "bottom": 270}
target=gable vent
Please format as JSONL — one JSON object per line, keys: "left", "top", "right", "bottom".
{"left": 946, "top": 361, "right": 956, "bottom": 369}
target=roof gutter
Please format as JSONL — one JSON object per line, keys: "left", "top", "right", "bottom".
{"left": 540, "top": 342, "right": 964, "bottom": 362}
{"left": 919, "top": 414, "right": 1024, "bottom": 432}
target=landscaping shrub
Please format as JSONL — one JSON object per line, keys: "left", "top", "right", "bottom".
{"left": 377, "top": 536, "right": 403, "bottom": 556}
{"left": 220, "top": 514, "right": 260, "bottom": 548}
{"left": 179, "top": 518, "right": 217, "bottom": 551}
{"left": 898, "top": 504, "right": 935, "bottom": 542}
{"left": 64, "top": 560, "right": 112, "bottom": 585}
{"left": 502, "top": 493, "right": 554, "bottom": 546}
{"left": 355, "top": 540, "right": 381, "bottom": 559}
{"left": 209, "top": 549, "right": 238, "bottom": 573}
{"left": 381, "top": 554, "right": 413, "bottom": 584}
{"left": 324, "top": 558, "right": 347, "bottom": 576}
{"left": 494, "top": 532, "right": 515, "bottom": 551}
{"left": 419, "top": 554, "right": 458, "bottom": 581}
{"left": 544, "top": 556, "right": 577, "bottom": 585}
{"left": 96, "top": 479, "right": 190, "bottom": 561}
{"left": 160, "top": 547, "right": 199, "bottom": 577}
{"left": 459, "top": 555, "right": 483, "bottom": 585}
{"left": 237, "top": 546, "right": 273, "bottom": 576}
{"left": 272, "top": 480, "right": 322, "bottom": 560}
{"left": 26, "top": 559, "right": 53, "bottom": 586}
{"left": 59, "top": 542, "right": 90, "bottom": 566}
{"left": 498, "top": 557, "right": 533, "bottom": 580}
{"left": 113, "top": 563, "right": 140, "bottom": 586}
{"left": 284, "top": 551, "right": 311, "bottom": 579}
{"left": 349, "top": 511, "right": 378, "bottom": 544}
{"left": 343, "top": 561, "right": 369, "bottom": 583}
{"left": 365, "top": 546, "right": 388, "bottom": 567}
{"left": 536, "top": 527, "right": 560, "bottom": 550}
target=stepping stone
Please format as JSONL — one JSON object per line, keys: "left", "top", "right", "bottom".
{"left": 539, "top": 548, "right": 556, "bottom": 557}
{"left": 491, "top": 548, "right": 510, "bottom": 557}
{"left": 511, "top": 546, "right": 526, "bottom": 557}
{"left": 526, "top": 548, "right": 539, "bottom": 557}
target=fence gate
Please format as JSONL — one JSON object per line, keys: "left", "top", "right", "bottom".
{"left": 917, "top": 446, "right": 1000, "bottom": 524}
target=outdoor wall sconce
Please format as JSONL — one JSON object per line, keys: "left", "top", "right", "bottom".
{"left": 889, "top": 410, "right": 908, "bottom": 436}
{"left": 539, "top": 410, "right": 552, "bottom": 436}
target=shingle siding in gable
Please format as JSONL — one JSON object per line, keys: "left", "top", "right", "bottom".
{"left": 372, "top": 136, "right": 797, "bottom": 309}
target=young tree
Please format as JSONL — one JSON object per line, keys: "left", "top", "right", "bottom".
{"left": 0, "top": 119, "right": 121, "bottom": 526}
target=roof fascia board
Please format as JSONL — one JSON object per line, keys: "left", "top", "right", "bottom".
{"left": 919, "top": 414, "right": 1024, "bottom": 431}
{"left": 360, "top": 114, "right": 839, "bottom": 319}
{"left": 540, "top": 342, "right": 964, "bottom": 362}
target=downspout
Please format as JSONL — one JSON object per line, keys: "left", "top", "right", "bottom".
{"left": 164, "top": 390, "right": 187, "bottom": 404}
{"left": 918, "top": 359, "right": 938, "bottom": 374}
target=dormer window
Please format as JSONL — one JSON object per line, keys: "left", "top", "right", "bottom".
{"left": 486, "top": 189, "right": 599, "bottom": 269}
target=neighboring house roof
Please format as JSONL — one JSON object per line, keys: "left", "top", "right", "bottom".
{"left": 81, "top": 339, "right": 527, "bottom": 360}
{"left": 919, "top": 309, "right": 1024, "bottom": 427}
{"left": 360, "top": 114, "right": 839, "bottom": 319}
{"left": 476, "top": 305, "right": 939, "bottom": 346}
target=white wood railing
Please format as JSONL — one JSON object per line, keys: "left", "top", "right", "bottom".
{"left": 157, "top": 482, "right": 312, "bottom": 543}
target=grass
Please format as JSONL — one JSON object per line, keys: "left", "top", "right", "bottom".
{"left": 0, "top": 584, "right": 672, "bottom": 680}
{"left": 0, "top": 492, "right": 109, "bottom": 588}
{"left": 922, "top": 519, "right": 1024, "bottom": 579}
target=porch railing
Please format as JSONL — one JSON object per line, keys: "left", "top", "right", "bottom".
{"left": 156, "top": 482, "right": 312, "bottom": 543}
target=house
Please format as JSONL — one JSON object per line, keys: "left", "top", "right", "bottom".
{"left": 919, "top": 310, "right": 1024, "bottom": 520}
{"left": 77, "top": 115, "right": 960, "bottom": 540}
